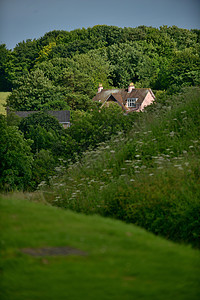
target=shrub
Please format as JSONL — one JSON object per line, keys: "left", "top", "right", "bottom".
{"left": 0, "top": 115, "right": 33, "bottom": 191}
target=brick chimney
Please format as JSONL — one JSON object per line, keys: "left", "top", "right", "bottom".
{"left": 128, "top": 82, "right": 135, "bottom": 93}
{"left": 98, "top": 83, "right": 103, "bottom": 93}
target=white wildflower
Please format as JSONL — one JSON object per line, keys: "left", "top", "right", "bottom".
{"left": 141, "top": 165, "right": 147, "bottom": 169}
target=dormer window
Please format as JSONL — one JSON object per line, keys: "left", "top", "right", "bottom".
{"left": 127, "top": 98, "right": 138, "bottom": 108}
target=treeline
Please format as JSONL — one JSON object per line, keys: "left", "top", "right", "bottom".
{"left": 0, "top": 25, "right": 199, "bottom": 111}
{"left": 0, "top": 25, "right": 200, "bottom": 191}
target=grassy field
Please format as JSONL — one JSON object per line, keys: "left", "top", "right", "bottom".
{"left": 0, "top": 195, "right": 199, "bottom": 300}
{"left": 0, "top": 92, "right": 10, "bottom": 115}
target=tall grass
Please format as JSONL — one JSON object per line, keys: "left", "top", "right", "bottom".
{"left": 42, "top": 87, "right": 200, "bottom": 247}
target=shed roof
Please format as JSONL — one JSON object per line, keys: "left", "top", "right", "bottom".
{"left": 10, "top": 110, "right": 70, "bottom": 123}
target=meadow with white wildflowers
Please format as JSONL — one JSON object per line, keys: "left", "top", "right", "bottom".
{"left": 39, "top": 87, "right": 200, "bottom": 248}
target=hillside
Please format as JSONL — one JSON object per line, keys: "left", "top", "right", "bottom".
{"left": 0, "top": 195, "right": 199, "bottom": 300}
{"left": 42, "top": 87, "right": 200, "bottom": 248}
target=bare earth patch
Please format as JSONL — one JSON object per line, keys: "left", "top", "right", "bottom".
{"left": 21, "top": 246, "right": 87, "bottom": 257}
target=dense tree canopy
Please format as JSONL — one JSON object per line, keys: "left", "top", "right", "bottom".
{"left": 7, "top": 69, "right": 69, "bottom": 111}
{"left": 0, "top": 25, "right": 200, "bottom": 191}
{"left": 0, "top": 25, "right": 199, "bottom": 93}
{"left": 19, "top": 112, "right": 64, "bottom": 153}
{"left": 0, "top": 44, "right": 13, "bottom": 91}
{"left": 0, "top": 115, "right": 33, "bottom": 191}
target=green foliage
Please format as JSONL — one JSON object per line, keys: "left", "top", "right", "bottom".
{"left": 36, "top": 42, "right": 57, "bottom": 63}
{"left": 107, "top": 42, "right": 141, "bottom": 87}
{"left": 7, "top": 69, "right": 69, "bottom": 111}
{"left": 0, "top": 115, "right": 33, "bottom": 191}
{"left": 101, "top": 161, "right": 200, "bottom": 248}
{"left": 19, "top": 112, "right": 64, "bottom": 153}
{"left": 160, "top": 25, "right": 199, "bottom": 49}
{"left": 31, "top": 149, "right": 56, "bottom": 189}
{"left": 35, "top": 51, "right": 112, "bottom": 106}
{"left": 107, "top": 41, "right": 161, "bottom": 87}
{"left": 2, "top": 25, "right": 199, "bottom": 99}
{"left": 6, "top": 39, "right": 40, "bottom": 88}
{"left": 42, "top": 25, "right": 122, "bottom": 58}
{"left": 13, "top": 112, "right": 76, "bottom": 190}
{"left": 7, "top": 49, "right": 112, "bottom": 111}
{"left": 4, "top": 105, "right": 137, "bottom": 192}
{"left": 6, "top": 112, "right": 22, "bottom": 126}
{"left": 68, "top": 50, "right": 112, "bottom": 93}
{"left": 67, "top": 105, "right": 137, "bottom": 155}
{"left": 156, "top": 47, "right": 200, "bottom": 90}
{"left": 0, "top": 45, "right": 13, "bottom": 91}
{"left": 64, "top": 93, "right": 94, "bottom": 111}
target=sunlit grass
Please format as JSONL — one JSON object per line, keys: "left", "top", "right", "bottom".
{"left": 0, "top": 92, "right": 10, "bottom": 115}
{"left": 0, "top": 195, "right": 199, "bottom": 300}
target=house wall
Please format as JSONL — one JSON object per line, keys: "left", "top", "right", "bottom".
{"left": 139, "top": 92, "right": 154, "bottom": 111}
{"left": 125, "top": 103, "right": 139, "bottom": 112}
{"left": 62, "top": 122, "right": 70, "bottom": 129}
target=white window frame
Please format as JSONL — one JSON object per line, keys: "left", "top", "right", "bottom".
{"left": 127, "top": 98, "right": 138, "bottom": 108}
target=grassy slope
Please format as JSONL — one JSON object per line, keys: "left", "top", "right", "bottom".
{"left": 44, "top": 87, "right": 200, "bottom": 247}
{"left": 0, "top": 195, "right": 200, "bottom": 300}
{"left": 0, "top": 92, "right": 10, "bottom": 115}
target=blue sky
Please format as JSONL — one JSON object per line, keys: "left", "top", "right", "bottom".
{"left": 0, "top": 0, "right": 200, "bottom": 49}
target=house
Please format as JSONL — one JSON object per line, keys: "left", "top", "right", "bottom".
{"left": 7, "top": 109, "right": 70, "bottom": 128}
{"left": 93, "top": 83, "right": 155, "bottom": 113}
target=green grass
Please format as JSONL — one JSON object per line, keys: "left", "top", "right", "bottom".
{"left": 0, "top": 195, "right": 199, "bottom": 300}
{"left": 0, "top": 92, "right": 10, "bottom": 115}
